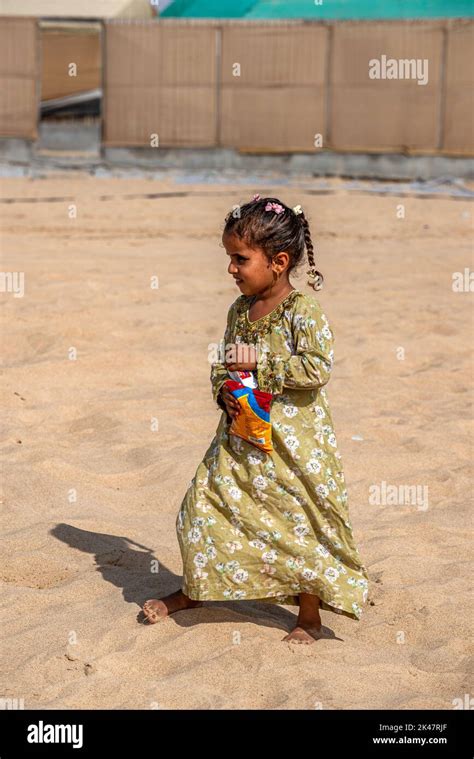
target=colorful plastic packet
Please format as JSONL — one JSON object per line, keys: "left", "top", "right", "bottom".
{"left": 224, "top": 370, "right": 273, "bottom": 453}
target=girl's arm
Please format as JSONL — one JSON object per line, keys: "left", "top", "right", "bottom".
{"left": 255, "top": 299, "right": 334, "bottom": 395}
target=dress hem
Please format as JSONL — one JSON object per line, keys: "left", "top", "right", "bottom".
{"left": 181, "top": 580, "right": 363, "bottom": 621}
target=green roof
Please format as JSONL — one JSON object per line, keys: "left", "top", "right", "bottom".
{"left": 161, "top": 0, "right": 474, "bottom": 19}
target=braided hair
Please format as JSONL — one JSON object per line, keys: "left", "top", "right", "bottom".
{"left": 223, "top": 195, "right": 324, "bottom": 290}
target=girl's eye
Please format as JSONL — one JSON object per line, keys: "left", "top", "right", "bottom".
{"left": 238, "top": 256, "right": 246, "bottom": 263}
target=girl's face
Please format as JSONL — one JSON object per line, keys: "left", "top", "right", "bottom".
{"left": 222, "top": 232, "right": 285, "bottom": 296}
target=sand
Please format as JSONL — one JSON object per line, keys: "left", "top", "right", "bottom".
{"left": 1, "top": 172, "right": 472, "bottom": 709}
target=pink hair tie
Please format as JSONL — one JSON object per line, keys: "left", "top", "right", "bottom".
{"left": 265, "top": 202, "right": 284, "bottom": 214}
{"left": 252, "top": 194, "right": 261, "bottom": 202}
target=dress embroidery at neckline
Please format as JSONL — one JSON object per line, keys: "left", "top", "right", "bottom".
{"left": 246, "top": 289, "right": 300, "bottom": 325}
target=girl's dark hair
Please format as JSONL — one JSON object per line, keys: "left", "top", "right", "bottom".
{"left": 223, "top": 196, "right": 323, "bottom": 286}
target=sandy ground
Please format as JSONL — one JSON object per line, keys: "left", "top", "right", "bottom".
{"left": 0, "top": 173, "right": 472, "bottom": 710}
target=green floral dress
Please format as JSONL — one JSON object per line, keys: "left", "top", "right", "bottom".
{"left": 176, "top": 289, "right": 369, "bottom": 620}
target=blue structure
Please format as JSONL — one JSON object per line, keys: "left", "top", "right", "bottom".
{"left": 161, "top": 0, "right": 474, "bottom": 19}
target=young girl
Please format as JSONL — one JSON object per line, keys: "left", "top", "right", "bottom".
{"left": 142, "top": 195, "right": 369, "bottom": 644}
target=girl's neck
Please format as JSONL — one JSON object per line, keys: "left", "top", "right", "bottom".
{"left": 252, "top": 281, "right": 295, "bottom": 304}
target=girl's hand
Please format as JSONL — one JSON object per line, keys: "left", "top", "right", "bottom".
{"left": 220, "top": 385, "right": 240, "bottom": 419}
{"left": 225, "top": 343, "right": 257, "bottom": 372}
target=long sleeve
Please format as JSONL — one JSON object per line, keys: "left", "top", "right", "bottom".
{"left": 210, "top": 301, "right": 235, "bottom": 412}
{"left": 256, "top": 297, "right": 334, "bottom": 395}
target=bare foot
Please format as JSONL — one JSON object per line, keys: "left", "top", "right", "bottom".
{"left": 142, "top": 589, "right": 203, "bottom": 624}
{"left": 282, "top": 622, "right": 323, "bottom": 644}
{"left": 282, "top": 591, "right": 322, "bottom": 644}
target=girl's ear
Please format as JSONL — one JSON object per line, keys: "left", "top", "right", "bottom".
{"left": 273, "top": 251, "right": 290, "bottom": 271}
